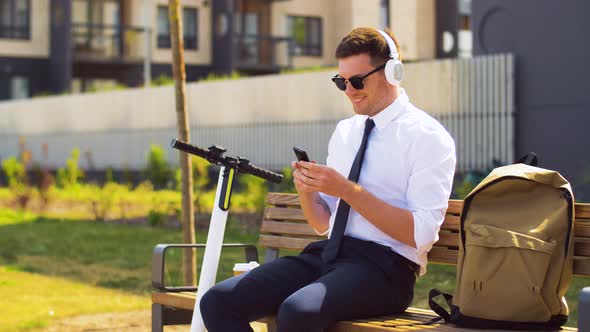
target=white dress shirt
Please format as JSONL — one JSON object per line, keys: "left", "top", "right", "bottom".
{"left": 318, "top": 89, "right": 456, "bottom": 275}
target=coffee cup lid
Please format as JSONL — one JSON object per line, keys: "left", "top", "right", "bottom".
{"left": 233, "top": 261, "right": 259, "bottom": 271}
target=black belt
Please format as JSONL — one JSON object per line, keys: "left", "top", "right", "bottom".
{"left": 397, "top": 253, "right": 420, "bottom": 276}
{"left": 345, "top": 237, "right": 420, "bottom": 277}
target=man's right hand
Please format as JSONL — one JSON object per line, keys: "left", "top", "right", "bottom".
{"left": 291, "top": 160, "right": 331, "bottom": 234}
{"left": 291, "top": 160, "right": 317, "bottom": 194}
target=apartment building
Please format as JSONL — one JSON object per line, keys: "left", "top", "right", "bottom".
{"left": 0, "top": 0, "right": 471, "bottom": 101}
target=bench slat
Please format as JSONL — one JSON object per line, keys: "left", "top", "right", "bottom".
{"left": 258, "top": 234, "right": 316, "bottom": 251}
{"left": 152, "top": 291, "right": 196, "bottom": 311}
{"left": 267, "top": 192, "right": 301, "bottom": 206}
{"left": 576, "top": 204, "right": 590, "bottom": 219}
{"left": 574, "top": 203, "right": 590, "bottom": 221}
{"left": 262, "top": 210, "right": 584, "bottom": 235}
{"left": 447, "top": 200, "right": 463, "bottom": 214}
{"left": 575, "top": 222, "right": 590, "bottom": 238}
{"left": 435, "top": 231, "right": 460, "bottom": 247}
{"left": 574, "top": 257, "right": 590, "bottom": 276}
{"left": 428, "top": 246, "right": 459, "bottom": 264}
{"left": 261, "top": 220, "right": 326, "bottom": 238}
{"left": 574, "top": 238, "right": 590, "bottom": 257}
{"left": 440, "top": 215, "right": 460, "bottom": 231}
{"left": 264, "top": 207, "right": 307, "bottom": 221}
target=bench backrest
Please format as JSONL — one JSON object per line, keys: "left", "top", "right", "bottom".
{"left": 259, "top": 192, "right": 590, "bottom": 276}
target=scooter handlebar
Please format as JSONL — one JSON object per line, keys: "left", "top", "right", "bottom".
{"left": 170, "top": 139, "right": 214, "bottom": 161}
{"left": 239, "top": 161, "right": 283, "bottom": 183}
{"left": 171, "top": 139, "right": 283, "bottom": 183}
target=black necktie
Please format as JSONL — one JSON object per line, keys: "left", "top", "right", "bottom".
{"left": 322, "top": 118, "right": 375, "bottom": 263}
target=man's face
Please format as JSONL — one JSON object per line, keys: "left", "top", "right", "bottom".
{"left": 337, "top": 53, "right": 390, "bottom": 117}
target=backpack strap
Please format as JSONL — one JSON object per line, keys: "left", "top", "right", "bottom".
{"left": 379, "top": 316, "right": 443, "bottom": 328}
{"left": 516, "top": 152, "right": 538, "bottom": 166}
{"left": 428, "top": 288, "right": 453, "bottom": 322}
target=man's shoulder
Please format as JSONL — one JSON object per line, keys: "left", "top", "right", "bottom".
{"left": 400, "top": 103, "right": 444, "bottom": 130}
{"left": 399, "top": 103, "right": 454, "bottom": 145}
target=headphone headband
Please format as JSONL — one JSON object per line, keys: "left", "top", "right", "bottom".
{"left": 377, "top": 30, "right": 400, "bottom": 61}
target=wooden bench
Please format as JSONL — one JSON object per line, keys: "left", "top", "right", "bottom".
{"left": 152, "top": 192, "right": 590, "bottom": 331}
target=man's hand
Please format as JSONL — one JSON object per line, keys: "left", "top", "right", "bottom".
{"left": 291, "top": 161, "right": 350, "bottom": 197}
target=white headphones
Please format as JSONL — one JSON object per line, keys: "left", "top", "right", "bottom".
{"left": 377, "top": 30, "right": 404, "bottom": 86}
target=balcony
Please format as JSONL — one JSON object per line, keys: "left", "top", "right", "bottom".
{"left": 234, "top": 34, "right": 294, "bottom": 73}
{"left": 0, "top": 24, "right": 30, "bottom": 39}
{"left": 72, "top": 23, "right": 148, "bottom": 63}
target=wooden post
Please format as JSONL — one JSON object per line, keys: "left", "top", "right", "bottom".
{"left": 168, "top": 0, "right": 196, "bottom": 286}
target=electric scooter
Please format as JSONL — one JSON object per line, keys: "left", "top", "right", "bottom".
{"left": 170, "top": 139, "right": 283, "bottom": 332}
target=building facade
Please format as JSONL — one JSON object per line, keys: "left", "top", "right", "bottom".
{"left": 0, "top": 0, "right": 471, "bottom": 101}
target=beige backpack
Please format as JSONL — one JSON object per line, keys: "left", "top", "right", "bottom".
{"left": 430, "top": 158, "right": 574, "bottom": 329}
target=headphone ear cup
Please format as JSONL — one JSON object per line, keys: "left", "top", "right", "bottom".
{"left": 393, "top": 60, "right": 404, "bottom": 84}
{"left": 384, "top": 59, "right": 403, "bottom": 85}
{"left": 384, "top": 59, "right": 397, "bottom": 85}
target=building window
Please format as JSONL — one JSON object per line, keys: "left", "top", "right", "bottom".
{"left": 287, "top": 16, "right": 322, "bottom": 57}
{"left": 183, "top": 8, "right": 197, "bottom": 50}
{"left": 157, "top": 6, "right": 198, "bottom": 50}
{"left": 10, "top": 76, "right": 29, "bottom": 99}
{"left": 0, "top": 0, "right": 30, "bottom": 40}
{"left": 380, "top": 0, "right": 390, "bottom": 29}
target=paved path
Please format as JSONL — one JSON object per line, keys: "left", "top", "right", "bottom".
{"left": 35, "top": 310, "right": 267, "bottom": 332}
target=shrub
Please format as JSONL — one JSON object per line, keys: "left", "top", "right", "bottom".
{"left": 105, "top": 167, "right": 115, "bottom": 183}
{"left": 148, "top": 209, "right": 165, "bottom": 227}
{"left": 144, "top": 145, "right": 173, "bottom": 189}
{"left": 234, "top": 174, "right": 267, "bottom": 213}
{"left": 31, "top": 162, "right": 55, "bottom": 212}
{"left": 2, "top": 157, "right": 26, "bottom": 189}
{"left": 150, "top": 75, "right": 174, "bottom": 87}
{"left": 89, "top": 182, "right": 127, "bottom": 221}
{"left": 1, "top": 157, "right": 33, "bottom": 209}
{"left": 279, "top": 166, "right": 296, "bottom": 193}
{"left": 56, "top": 148, "right": 84, "bottom": 188}
{"left": 176, "top": 156, "right": 212, "bottom": 213}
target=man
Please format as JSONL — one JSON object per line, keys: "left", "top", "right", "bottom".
{"left": 200, "top": 27, "right": 456, "bottom": 332}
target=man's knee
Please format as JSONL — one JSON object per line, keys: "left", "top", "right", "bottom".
{"left": 276, "top": 296, "right": 327, "bottom": 332}
{"left": 200, "top": 286, "right": 230, "bottom": 321}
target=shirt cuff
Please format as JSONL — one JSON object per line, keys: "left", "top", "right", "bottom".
{"left": 312, "top": 225, "right": 329, "bottom": 236}
{"left": 412, "top": 208, "right": 445, "bottom": 254}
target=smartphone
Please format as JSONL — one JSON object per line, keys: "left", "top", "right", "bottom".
{"left": 293, "top": 146, "right": 310, "bottom": 162}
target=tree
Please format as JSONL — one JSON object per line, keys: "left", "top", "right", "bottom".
{"left": 168, "top": 0, "right": 196, "bottom": 286}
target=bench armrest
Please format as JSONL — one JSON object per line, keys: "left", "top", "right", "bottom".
{"left": 152, "top": 243, "right": 259, "bottom": 292}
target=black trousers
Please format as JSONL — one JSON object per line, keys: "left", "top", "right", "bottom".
{"left": 200, "top": 236, "right": 418, "bottom": 332}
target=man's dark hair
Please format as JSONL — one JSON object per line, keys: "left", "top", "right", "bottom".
{"left": 335, "top": 27, "right": 402, "bottom": 66}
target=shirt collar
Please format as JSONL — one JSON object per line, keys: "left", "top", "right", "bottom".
{"left": 368, "top": 88, "right": 410, "bottom": 131}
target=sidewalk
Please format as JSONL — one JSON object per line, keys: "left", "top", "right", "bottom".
{"left": 34, "top": 310, "right": 267, "bottom": 332}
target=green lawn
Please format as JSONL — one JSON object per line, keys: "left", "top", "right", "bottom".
{"left": 0, "top": 208, "right": 258, "bottom": 331}
{"left": 0, "top": 208, "right": 587, "bottom": 330}
{"left": 0, "top": 266, "right": 148, "bottom": 331}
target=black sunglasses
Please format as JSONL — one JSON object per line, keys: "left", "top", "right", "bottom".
{"left": 331, "top": 63, "right": 386, "bottom": 91}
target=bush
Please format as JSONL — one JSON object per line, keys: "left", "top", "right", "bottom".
{"left": 150, "top": 75, "right": 174, "bottom": 87}
{"left": 278, "top": 166, "right": 296, "bottom": 193}
{"left": 2, "top": 157, "right": 26, "bottom": 189}
{"left": 31, "top": 162, "right": 55, "bottom": 211}
{"left": 147, "top": 209, "right": 166, "bottom": 227}
{"left": 233, "top": 174, "right": 268, "bottom": 213}
{"left": 176, "top": 156, "right": 212, "bottom": 213}
{"left": 1, "top": 157, "right": 33, "bottom": 209}
{"left": 144, "top": 145, "right": 173, "bottom": 189}
{"left": 105, "top": 167, "right": 115, "bottom": 183}
{"left": 56, "top": 148, "right": 84, "bottom": 188}
{"left": 89, "top": 182, "right": 127, "bottom": 221}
